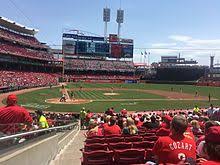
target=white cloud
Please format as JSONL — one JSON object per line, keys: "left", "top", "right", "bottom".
{"left": 134, "top": 34, "right": 220, "bottom": 65}
{"left": 151, "top": 43, "right": 177, "bottom": 47}
{"left": 169, "top": 35, "right": 192, "bottom": 42}
{"left": 187, "top": 39, "right": 220, "bottom": 48}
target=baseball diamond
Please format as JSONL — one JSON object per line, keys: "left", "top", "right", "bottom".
{"left": 1, "top": 83, "right": 219, "bottom": 113}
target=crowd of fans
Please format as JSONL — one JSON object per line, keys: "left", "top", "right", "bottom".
{"left": 65, "top": 59, "right": 135, "bottom": 72}
{"left": 0, "top": 94, "right": 78, "bottom": 136}
{"left": 65, "top": 74, "right": 138, "bottom": 81}
{"left": 0, "top": 42, "right": 54, "bottom": 61}
{"left": 0, "top": 70, "right": 59, "bottom": 89}
{"left": 80, "top": 106, "right": 220, "bottom": 164}
{"left": 0, "top": 28, "right": 45, "bottom": 48}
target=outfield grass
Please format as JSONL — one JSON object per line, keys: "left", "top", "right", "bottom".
{"left": 9, "top": 83, "right": 220, "bottom": 113}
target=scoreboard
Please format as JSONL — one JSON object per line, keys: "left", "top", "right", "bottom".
{"left": 62, "top": 33, "right": 133, "bottom": 58}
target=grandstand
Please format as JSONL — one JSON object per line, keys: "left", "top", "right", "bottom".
{"left": 0, "top": 3, "right": 220, "bottom": 165}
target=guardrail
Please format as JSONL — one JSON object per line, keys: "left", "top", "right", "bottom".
{"left": 0, "top": 122, "right": 78, "bottom": 142}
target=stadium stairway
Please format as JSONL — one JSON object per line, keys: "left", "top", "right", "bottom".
{"left": 49, "top": 130, "right": 86, "bottom": 165}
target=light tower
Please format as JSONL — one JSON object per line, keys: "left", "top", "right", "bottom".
{"left": 116, "top": 9, "right": 124, "bottom": 42}
{"left": 103, "top": 7, "right": 110, "bottom": 41}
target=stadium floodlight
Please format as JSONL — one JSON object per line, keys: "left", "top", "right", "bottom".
{"left": 116, "top": 9, "right": 124, "bottom": 42}
{"left": 103, "top": 8, "right": 110, "bottom": 41}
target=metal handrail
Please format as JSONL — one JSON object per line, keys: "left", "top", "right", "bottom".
{"left": 0, "top": 122, "right": 78, "bottom": 142}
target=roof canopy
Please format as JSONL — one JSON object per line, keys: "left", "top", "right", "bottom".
{"left": 0, "top": 16, "right": 38, "bottom": 35}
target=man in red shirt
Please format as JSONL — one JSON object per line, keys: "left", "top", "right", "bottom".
{"left": 0, "top": 94, "right": 33, "bottom": 134}
{"left": 199, "top": 126, "right": 220, "bottom": 165}
{"left": 103, "top": 116, "right": 121, "bottom": 136}
{"left": 152, "top": 115, "right": 196, "bottom": 164}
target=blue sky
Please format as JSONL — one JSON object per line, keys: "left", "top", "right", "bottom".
{"left": 1, "top": 0, "right": 220, "bottom": 65}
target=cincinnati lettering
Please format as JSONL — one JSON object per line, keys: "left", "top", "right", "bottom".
{"left": 169, "top": 142, "right": 192, "bottom": 151}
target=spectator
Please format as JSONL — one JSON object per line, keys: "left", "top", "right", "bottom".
{"left": 103, "top": 116, "right": 121, "bottom": 136}
{"left": 85, "top": 119, "right": 102, "bottom": 137}
{"left": 210, "top": 107, "right": 220, "bottom": 122}
{"left": 120, "top": 108, "right": 128, "bottom": 116}
{"left": 143, "top": 115, "right": 159, "bottom": 129}
{"left": 197, "top": 121, "right": 219, "bottom": 159}
{"left": 199, "top": 126, "right": 220, "bottom": 164}
{"left": 0, "top": 94, "right": 33, "bottom": 134}
{"left": 156, "top": 115, "right": 172, "bottom": 136}
{"left": 193, "top": 105, "right": 200, "bottom": 114}
{"left": 35, "top": 109, "right": 49, "bottom": 129}
{"left": 152, "top": 115, "right": 196, "bottom": 164}
{"left": 80, "top": 107, "right": 87, "bottom": 129}
{"left": 207, "top": 104, "right": 214, "bottom": 118}
{"left": 191, "top": 120, "right": 202, "bottom": 135}
{"left": 126, "top": 117, "right": 138, "bottom": 135}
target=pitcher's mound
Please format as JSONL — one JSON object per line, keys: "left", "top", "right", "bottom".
{"left": 103, "top": 93, "right": 119, "bottom": 96}
{"left": 45, "top": 98, "right": 92, "bottom": 104}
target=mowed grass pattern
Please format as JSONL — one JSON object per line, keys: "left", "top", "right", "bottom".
{"left": 7, "top": 83, "right": 220, "bottom": 113}
{"left": 73, "top": 90, "right": 164, "bottom": 100}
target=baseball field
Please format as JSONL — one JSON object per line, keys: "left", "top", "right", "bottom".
{"left": 2, "top": 83, "right": 220, "bottom": 113}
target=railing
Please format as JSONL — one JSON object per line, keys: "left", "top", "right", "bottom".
{"left": 0, "top": 122, "right": 78, "bottom": 142}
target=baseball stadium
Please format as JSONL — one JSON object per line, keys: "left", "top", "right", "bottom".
{"left": 0, "top": 1, "right": 220, "bottom": 165}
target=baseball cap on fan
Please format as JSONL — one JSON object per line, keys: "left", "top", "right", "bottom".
{"left": 205, "top": 126, "right": 220, "bottom": 143}
{"left": 6, "top": 94, "right": 17, "bottom": 105}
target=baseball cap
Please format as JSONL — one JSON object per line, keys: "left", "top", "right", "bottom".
{"left": 7, "top": 94, "right": 17, "bottom": 102}
{"left": 205, "top": 126, "right": 220, "bottom": 143}
{"left": 6, "top": 94, "right": 17, "bottom": 105}
{"left": 164, "top": 115, "right": 172, "bottom": 122}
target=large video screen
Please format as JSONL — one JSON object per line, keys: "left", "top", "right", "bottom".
{"left": 75, "top": 41, "right": 109, "bottom": 55}
{"left": 62, "top": 40, "right": 76, "bottom": 55}
{"left": 122, "top": 44, "right": 133, "bottom": 58}
{"left": 95, "top": 43, "right": 109, "bottom": 55}
{"left": 110, "top": 44, "right": 122, "bottom": 58}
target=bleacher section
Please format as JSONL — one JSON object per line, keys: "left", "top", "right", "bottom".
{"left": 0, "top": 28, "right": 44, "bottom": 48}
{"left": 0, "top": 42, "right": 54, "bottom": 61}
{"left": 65, "top": 59, "right": 135, "bottom": 72}
{"left": 0, "top": 70, "right": 58, "bottom": 89}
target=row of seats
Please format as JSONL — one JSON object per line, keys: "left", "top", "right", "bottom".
{"left": 0, "top": 42, "right": 54, "bottom": 61}
{"left": 65, "top": 74, "right": 138, "bottom": 81}
{"left": 84, "top": 141, "right": 154, "bottom": 152}
{"left": 65, "top": 59, "right": 135, "bottom": 72}
{"left": 85, "top": 135, "right": 158, "bottom": 144}
{"left": 0, "top": 70, "right": 59, "bottom": 88}
{"left": 0, "top": 28, "right": 44, "bottom": 48}
{"left": 82, "top": 149, "right": 152, "bottom": 165}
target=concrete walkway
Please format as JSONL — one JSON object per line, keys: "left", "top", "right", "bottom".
{"left": 50, "top": 130, "right": 86, "bottom": 165}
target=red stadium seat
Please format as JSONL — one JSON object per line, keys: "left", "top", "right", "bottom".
{"left": 142, "top": 132, "right": 156, "bottom": 137}
{"left": 143, "top": 136, "right": 158, "bottom": 141}
{"left": 114, "top": 149, "right": 145, "bottom": 165}
{"left": 82, "top": 150, "right": 114, "bottom": 165}
{"left": 132, "top": 141, "right": 155, "bottom": 149}
{"left": 105, "top": 137, "right": 124, "bottom": 143}
{"left": 85, "top": 138, "right": 106, "bottom": 144}
{"left": 86, "top": 136, "right": 105, "bottom": 139}
{"left": 124, "top": 136, "right": 142, "bottom": 142}
{"left": 84, "top": 143, "right": 108, "bottom": 152}
{"left": 108, "top": 142, "right": 132, "bottom": 150}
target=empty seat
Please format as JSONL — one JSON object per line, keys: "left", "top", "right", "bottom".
{"left": 108, "top": 142, "right": 132, "bottom": 150}
{"left": 84, "top": 143, "right": 108, "bottom": 152}
{"left": 87, "top": 135, "right": 105, "bottom": 139}
{"left": 125, "top": 136, "right": 142, "bottom": 142}
{"left": 132, "top": 141, "right": 154, "bottom": 149}
{"left": 114, "top": 149, "right": 145, "bottom": 165}
{"left": 105, "top": 137, "right": 124, "bottom": 143}
{"left": 85, "top": 138, "right": 106, "bottom": 144}
{"left": 82, "top": 150, "right": 114, "bottom": 165}
{"left": 143, "top": 136, "right": 158, "bottom": 141}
